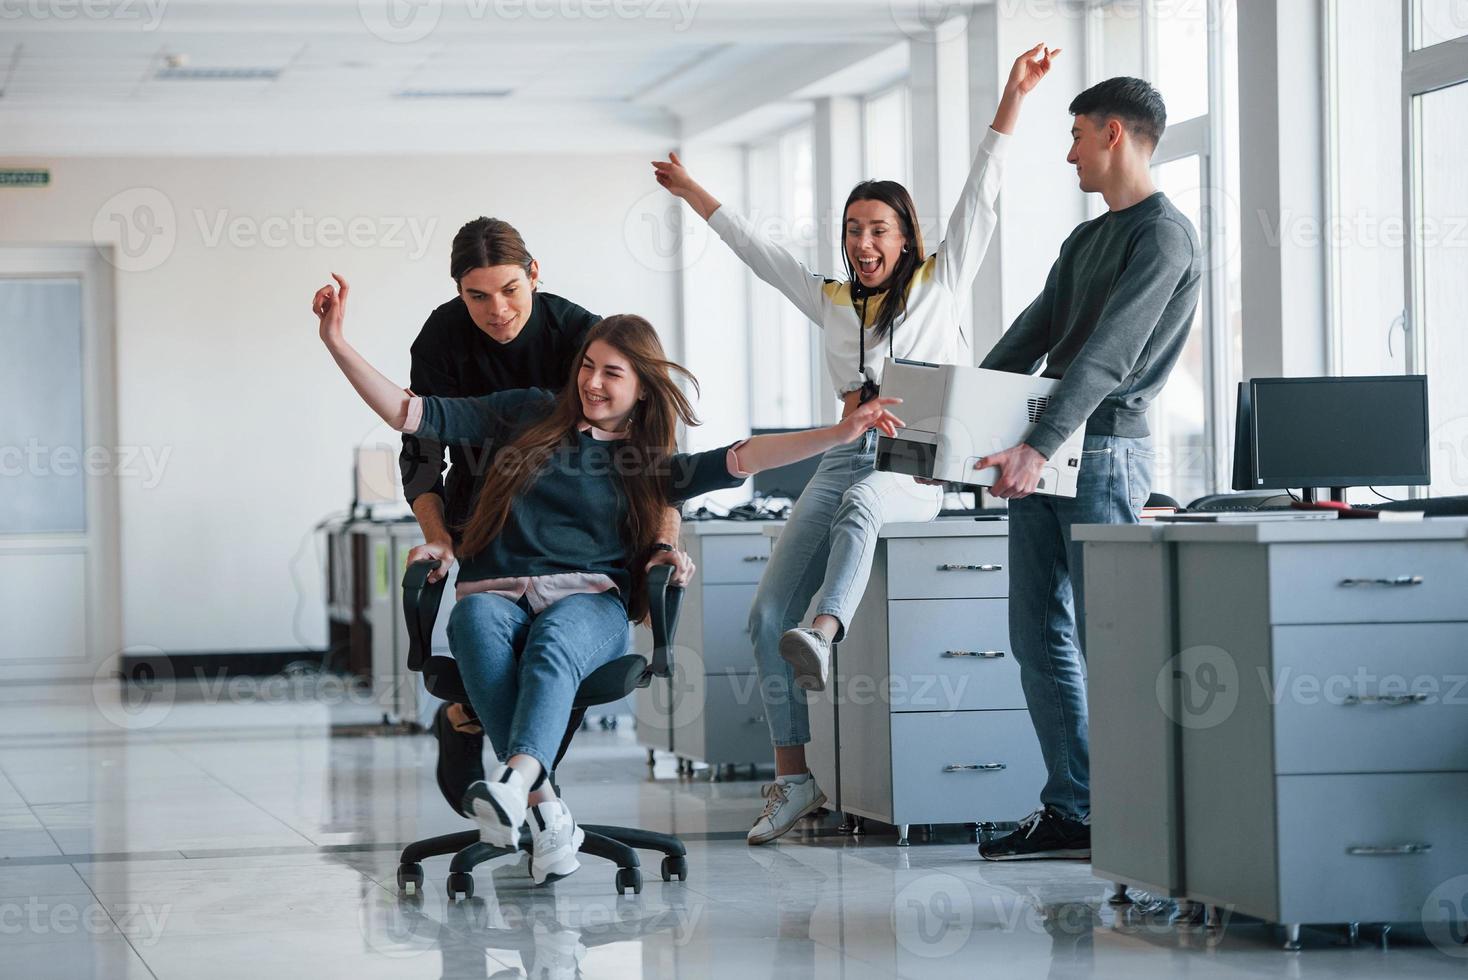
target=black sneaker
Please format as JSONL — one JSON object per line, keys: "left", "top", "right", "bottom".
{"left": 433, "top": 702, "right": 484, "bottom": 817}
{"left": 978, "top": 806, "right": 1091, "bottom": 861}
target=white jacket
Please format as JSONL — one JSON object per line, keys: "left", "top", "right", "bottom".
{"left": 708, "top": 127, "right": 1009, "bottom": 399}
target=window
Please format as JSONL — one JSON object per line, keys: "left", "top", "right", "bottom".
{"left": 1087, "top": 0, "right": 1241, "bottom": 506}
{"left": 1413, "top": 0, "right": 1468, "bottom": 48}
{"left": 1411, "top": 81, "right": 1468, "bottom": 496}
{"left": 1325, "top": 0, "right": 1407, "bottom": 382}
{"left": 861, "top": 84, "right": 911, "bottom": 185}
{"left": 746, "top": 124, "right": 818, "bottom": 428}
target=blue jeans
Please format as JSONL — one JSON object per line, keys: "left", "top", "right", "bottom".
{"left": 448, "top": 591, "right": 631, "bottom": 777}
{"left": 747, "top": 432, "right": 943, "bottom": 747}
{"left": 1006, "top": 434, "right": 1154, "bottom": 820}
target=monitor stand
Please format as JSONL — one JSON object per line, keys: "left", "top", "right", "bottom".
{"left": 1299, "top": 487, "right": 1348, "bottom": 504}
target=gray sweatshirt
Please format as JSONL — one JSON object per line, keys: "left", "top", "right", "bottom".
{"left": 980, "top": 191, "right": 1202, "bottom": 459}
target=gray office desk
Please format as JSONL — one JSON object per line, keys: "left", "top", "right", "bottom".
{"left": 633, "top": 520, "right": 781, "bottom": 776}
{"left": 1078, "top": 518, "right": 1468, "bottom": 947}
{"left": 768, "top": 518, "right": 1045, "bottom": 845}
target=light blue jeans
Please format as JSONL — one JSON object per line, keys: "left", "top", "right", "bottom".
{"left": 1006, "top": 433, "right": 1155, "bottom": 820}
{"left": 448, "top": 590, "right": 631, "bottom": 777}
{"left": 747, "top": 431, "right": 943, "bottom": 747}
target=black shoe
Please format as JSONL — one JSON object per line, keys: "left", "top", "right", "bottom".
{"left": 979, "top": 806, "right": 1091, "bottom": 861}
{"left": 433, "top": 703, "right": 484, "bottom": 817}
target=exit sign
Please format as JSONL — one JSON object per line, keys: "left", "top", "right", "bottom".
{"left": 0, "top": 169, "right": 50, "bottom": 187}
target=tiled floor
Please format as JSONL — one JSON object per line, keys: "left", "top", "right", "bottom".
{"left": 1, "top": 679, "right": 1464, "bottom": 979}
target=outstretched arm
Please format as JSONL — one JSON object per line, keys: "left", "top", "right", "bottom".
{"left": 313, "top": 274, "right": 413, "bottom": 429}
{"left": 735, "top": 398, "right": 905, "bottom": 474}
{"left": 653, "top": 151, "right": 830, "bottom": 325}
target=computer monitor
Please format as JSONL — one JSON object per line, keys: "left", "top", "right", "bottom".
{"left": 1238, "top": 375, "right": 1430, "bottom": 496}
{"left": 751, "top": 427, "right": 822, "bottom": 500}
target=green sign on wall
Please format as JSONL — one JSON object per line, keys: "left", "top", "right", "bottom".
{"left": 0, "top": 170, "right": 50, "bottom": 187}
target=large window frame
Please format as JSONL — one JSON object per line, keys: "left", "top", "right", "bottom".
{"left": 1083, "top": 0, "right": 1238, "bottom": 501}
{"left": 1401, "top": 1, "right": 1468, "bottom": 497}
{"left": 742, "top": 119, "right": 823, "bottom": 429}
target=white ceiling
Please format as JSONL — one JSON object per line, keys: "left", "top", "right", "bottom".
{"left": 0, "top": 0, "right": 959, "bottom": 155}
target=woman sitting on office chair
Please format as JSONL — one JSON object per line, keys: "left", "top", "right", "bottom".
{"left": 313, "top": 274, "right": 904, "bottom": 884}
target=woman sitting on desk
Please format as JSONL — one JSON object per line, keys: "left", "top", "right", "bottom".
{"left": 313, "top": 274, "right": 904, "bottom": 884}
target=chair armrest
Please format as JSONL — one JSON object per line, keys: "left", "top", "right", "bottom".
{"left": 644, "top": 564, "right": 684, "bottom": 678}
{"left": 401, "top": 560, "right": 446, "bottom": 672}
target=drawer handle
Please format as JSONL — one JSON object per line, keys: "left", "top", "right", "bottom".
{"left": 943, "top": 763, "right": 1007, "bottom": 773}
{"left": 942, "top": 650, "right": 1006, "bottom": 659}
{"left": 743, "top": 555, "right": 770, "bottom": 563}
{"left": 1342, "top": 693, "right": 1429, "bottom": 706}
{"left": 1346, "top": 842, "right": 1432, "bottom": 857}
{"left": 1338, "top": 575, "right": 1423, "bottom": 588}
{"left": 938, "top": 563, "right": 1004, "bottom": 572}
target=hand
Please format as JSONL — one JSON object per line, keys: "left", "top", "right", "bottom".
{"left": 1006, "top": 43, "right": 1060, "bottom": 98}
{"left": 407, "top": 539, "right": 456, "bottom": 584}
{"left": 312, "top": 273, "right": 349, "bottom": 346}
{"left": 913, "top": 477, "right": 945, "bottom": 487}
{"left": 650, "top": 151, "right": 696, "bottom": 200}
{"left": 977, "top": 443, "right": 1046, "bottom": 499}
{"left": 835, "top": 396, "right": 905, "bottom": 444}
{"left": 645, "top": 546, "right": 696, "bottom": 588}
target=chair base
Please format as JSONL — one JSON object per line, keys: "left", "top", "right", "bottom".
{"left": 396, "top": 824, "right": 687, "bottom": 898}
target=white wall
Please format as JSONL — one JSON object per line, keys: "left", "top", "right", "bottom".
{"left": 0, "top": 154, "right": 680, "bottom": 653}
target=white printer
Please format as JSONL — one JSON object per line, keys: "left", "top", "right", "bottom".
{"left": 873, "top": 357, "right": 1085, "bottom": 498}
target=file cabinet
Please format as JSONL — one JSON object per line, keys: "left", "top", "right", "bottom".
{"left": 796, "top": 520, "right": 1045, "bottom": 845}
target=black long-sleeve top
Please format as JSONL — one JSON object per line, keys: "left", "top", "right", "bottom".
{"left": 398, "top": 290, "right": 600, "bottom": 531}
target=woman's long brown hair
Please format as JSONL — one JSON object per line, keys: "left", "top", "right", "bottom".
{"left": 458, "top": 314, "right": 699, "bottom": 623}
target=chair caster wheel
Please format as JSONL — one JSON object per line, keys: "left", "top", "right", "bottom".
{"left": 397, "top": 863, "right": 424, "bottom": 896}
{"left": 616, "top": 867, "right": 643, "bottom": 895}
{"left": 447, "top": 871, "right": 475, "bottom": 901}
{"left": 660, "top": 856, "right": 688, "bottom": 882}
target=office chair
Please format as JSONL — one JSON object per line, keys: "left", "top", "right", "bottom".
{"left": 395, "top": 561, "right": 689, "bottom": 898}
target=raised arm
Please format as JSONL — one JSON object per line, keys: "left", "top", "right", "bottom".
{"left": 652, "top": 151, "right": 829, "bottom": 325}
{"left": 934, "top": 44, "right": 1058, "bottom": 294}
{"left": 313, "top": 274, "right": 413, "bottom": 429}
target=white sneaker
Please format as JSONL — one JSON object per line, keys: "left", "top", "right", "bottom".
{"left": 528, "top": 800, "right": 585, "bottom": 885}
{"left": 779, "top": 628, "right": 832, "bottom": 691}
{"left": 528, "top": 918, "right": 587, "bottom": 979}
{"left": 462, "top": 765, "right": 529, "bottom": 849}
{"left": 747, "top": 775, "right": 827, "bottom": 846}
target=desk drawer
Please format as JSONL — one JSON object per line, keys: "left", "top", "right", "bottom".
{"left": 698, "top": 583, "right": 757, "bottom": 674}
{"left": 1276, "top": 773, "right": 1468, "bottom": 924}
{"left": 886, "top": 599, "right": 1024, "bottom": 711}
{"left": 1271, "top": 623, "right": 1468, "bottom": 774}
{"left": 886, "top": 537, "right": 1008, "bottom": 600}
{"left": 1268, "top": 542, "right": 1468, "bottom": 624}
{"left": 698, "top": 534, "right": 772, "bottom": 584}
{"left": 889, "top": 709, "right": 1044, "bottom": 825}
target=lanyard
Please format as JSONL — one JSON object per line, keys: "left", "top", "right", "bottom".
{"left": 856, "top": 290, "right": 895, "bottom": 403}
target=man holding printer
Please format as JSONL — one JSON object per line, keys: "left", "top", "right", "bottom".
{"left": 974, "top": 77, "right": 1202, "bottom": 860}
